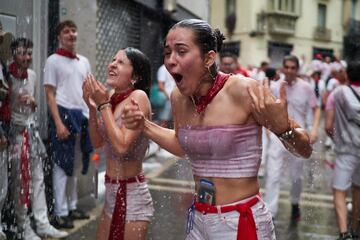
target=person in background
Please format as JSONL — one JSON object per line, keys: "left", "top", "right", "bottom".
{"left": 0, "top": 59, "right": 10, "bottom": 240}
{"left": 44, "top": 20, "right": 92, "bottom": 229}
{"left": 8, "top": 37, "right": 68, "bottom": 240}
{"left": 325, "top": 61, "right": 360, "bottom": 240}
{"left": 157, "top": 64, "right": 176, "bottom": 128}
{"left": 123, "top": 19, "right": 312, "bottom": 239}
{"left": 264, "top": 55, "right": 320, "bottom": 222}
{"left": 219, "top": 52, "right": 237, "bottom": 74}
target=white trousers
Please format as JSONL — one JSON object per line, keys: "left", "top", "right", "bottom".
{"left": 9, "top": 130, "right": 50, "bottom": 234}
{"left": 52, "top": 135, "right": 82, "bottom": 217}
{"left": 0, "top": 149, "right": 8, "bottom": 234}
{"left": 264, "top": 133, "right": 304, "bottom": 217}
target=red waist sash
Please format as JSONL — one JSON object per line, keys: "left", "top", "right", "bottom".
{"left": 194, "top": 196, "right": 259, "bottom": 240}
{"left": 106, "top": 173, "right": 145, "bottom": 240}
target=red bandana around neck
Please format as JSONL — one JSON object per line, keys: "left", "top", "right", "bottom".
{"left": 110, "top": 88, "right": 134, "bottom": 112}
{"left": 9, "top": 62, "right": 28, "bottom": 79}
{"left": 55, "top": 48, "right": 79, "bottom": 60}
{"left": 191, "top": 72, "right": 230, "bottom": 113}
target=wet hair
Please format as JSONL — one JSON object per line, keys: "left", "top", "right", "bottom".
{"left": 282, "top": 55, "right": 299, "bottom": 69}
{"left": 346, "top": 61, "right": 360, "bottom": 83}
{"left": 56, "top": 20, "right": 77, "bottom": 36}
{"left": 265, "top": 67, "right": 276, "bottom": 79}
{"left": 124, "top": 47, "right": 152, "bottom": 96}
{"left": 10, "top": 37, "right": 33, "bottom": 55}
{"left": 171, "top": 19, "right": 225, "bottom": 77}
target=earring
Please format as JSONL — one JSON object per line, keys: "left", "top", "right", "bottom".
{"left": 207, "top": 66, "right": 216, "bottom": 80}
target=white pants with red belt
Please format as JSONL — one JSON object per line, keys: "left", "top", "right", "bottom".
{"left": 264, "top": 133, "right": 304, "bottom": 217}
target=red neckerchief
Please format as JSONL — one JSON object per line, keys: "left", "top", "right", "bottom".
{"left": 192, "top": 72, "right": 230, "bottom": 113}
{"left": 9, "top": 62, "right": 28, "bottom": 79}
{"left": 110, "top": 89, "right": 134, "bottom": 112}
{"left": 55, "top": 48, "right": 79, "bottom": 60}
{"left": 20, "top": 129, "right": 31, "bottom": 207}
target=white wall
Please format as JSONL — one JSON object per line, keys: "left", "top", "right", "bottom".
{"left": 59, "top": 0, "right": 97, "bottom": 72}
{"left": 178, "top": 0, "right": 209, "bottom": 20}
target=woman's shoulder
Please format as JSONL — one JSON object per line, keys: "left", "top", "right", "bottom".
{"left": 225, "top": 74, "right": 259, "bottom": 97}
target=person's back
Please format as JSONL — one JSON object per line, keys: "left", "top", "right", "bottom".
{"left": 325, "top": 61, "right": 360, "bottom": 239}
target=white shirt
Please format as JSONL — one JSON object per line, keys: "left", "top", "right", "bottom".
{"left": 271, "top": 78, "right": 318, "bottom": 128}
{"left": 43, "top": 53, "right": 91, "bottom": 118}
{"left": 157, "top": 64, "right": 175, "bottom": 98}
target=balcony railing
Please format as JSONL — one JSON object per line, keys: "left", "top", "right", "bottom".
{"left": 266, "top": 11, "right": 299, "bottom": 36}
{"left": 313, "top": 26, "right": 331, "bottom": 41}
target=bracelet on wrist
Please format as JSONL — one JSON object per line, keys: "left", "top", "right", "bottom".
{"left": 97, "top": 102, "right": 111, "bottom": 111}
{"left": 277, "top": 127, "right": 295, "bottom": 141}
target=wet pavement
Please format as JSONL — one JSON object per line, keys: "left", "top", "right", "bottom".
{"left": 54, "top": 124, "right": 346, "bottom": 239}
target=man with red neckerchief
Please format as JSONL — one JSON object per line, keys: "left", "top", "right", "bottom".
{"left": 44, "top": 20, "right": 92, "bottom": 230}
{"left": 8, "top": 38, "right": 68, "bottom": 240}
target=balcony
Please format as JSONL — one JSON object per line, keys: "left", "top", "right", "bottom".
{"left": 313, "top": 26, "right": 331, "bottom": 41}
{"left": 266, "top": 11, "right": 299, "bottom": 36}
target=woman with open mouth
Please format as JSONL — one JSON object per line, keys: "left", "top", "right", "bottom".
{"left": 122, "top": 19, "right": 312, "bottom": 240}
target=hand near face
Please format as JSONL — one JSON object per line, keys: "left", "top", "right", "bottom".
{"left": 122, "top": 98, "right": 145, "bottom": 131}
{"left": 248, "top": 79, "right": 290, "bottom": 134}
{"left": 83, "top": 75, "right": 97, "bottom": 111}
{"left": 87, "top": 74, "right": 110, "bottom": 105}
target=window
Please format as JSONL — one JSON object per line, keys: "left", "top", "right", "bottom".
{"left": 317, "top": 4, "right": 327, "bottom": 28}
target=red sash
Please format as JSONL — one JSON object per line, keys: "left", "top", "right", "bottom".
{"left": 20, "top": 129, "right": 31, "bottom": 207}
{"left": 192, "top": 72, "right": 230, "bottom": 113}
{"left": 194, "top": 196, "right": 259, "bottom": 240}
{"left": 55, "top": 48, "right": 79, "bottom": 60}
{"left": 106, "top": 173, "right": 145, "bottom": 240}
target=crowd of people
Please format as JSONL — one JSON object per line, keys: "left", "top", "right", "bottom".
{"left": 0, "top": 17, "right": 359, "bottom": 240}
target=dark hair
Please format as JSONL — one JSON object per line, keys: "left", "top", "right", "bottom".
{"left": 265, "top": 67, "right": 276, "bottom": 79}
{"left": 10, "top": 37, "right": 33, "bottom": 55}
{"left": 124, "top": 47, "right": 152, "bottom": 96}
{"left": 171, "top": 19, "right": 225, "bottom": 77}
{"left": 346, "top": 61, "right": 360, "bottom": 83}
{"left": 172, "top": 19, "right": 225, "bottom": 54}
{"left": 220, "top": 52, "right": 238, "bottom": 62}
{"left": 283, "top": 55, "right": 299, "bottom": 69}
{"left": 56, "top": 20, "right": 77, "bottom": 36}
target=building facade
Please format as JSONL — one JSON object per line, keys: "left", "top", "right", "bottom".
{"left": 210, "top": 0, "right": 353, "bottom": 68}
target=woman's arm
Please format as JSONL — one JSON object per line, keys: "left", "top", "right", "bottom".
{"left": 247, "top": 79, "right": 312, "bottom": 158}
{"left": 122, "top": 92, "right": 186, "bottom": 158}
{"left": 100, "top": 90, "right": 151, "bottom": 155}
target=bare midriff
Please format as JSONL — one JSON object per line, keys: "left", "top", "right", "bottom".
{"left": 194, "top": 176, "right": 259, "bottom": 205}
{"left": 105, "top": 157, "right": 143, "bottom": 179}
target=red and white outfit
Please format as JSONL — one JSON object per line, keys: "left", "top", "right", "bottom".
{"left": 43, "top": 49, "right": 91, "bottom": 217}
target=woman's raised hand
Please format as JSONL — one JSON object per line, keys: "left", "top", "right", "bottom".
{"left": 87, "top": 74, "right": 110, "bottom": 106}
{"left": 248, "top": 79, "right": 290, "bottom": 135}
{"left": 83, "top": 75, "right": 97, "bottom": 111}
{"left": 122, "top": 99, "right": 145, "bottom": 131}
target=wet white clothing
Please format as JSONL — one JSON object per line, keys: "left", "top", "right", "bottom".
{"left": 265, "top": 78, "right": 318, "bottom": 217}
{"left": 43, "top": 53, "right": 91, "bottom": 118}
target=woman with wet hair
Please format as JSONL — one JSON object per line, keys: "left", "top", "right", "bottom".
{"left": 83, "top": 47, "right": 154, "bottom": 240}
{"left": 123, "top": 19, "right": 312, "bottom": 239}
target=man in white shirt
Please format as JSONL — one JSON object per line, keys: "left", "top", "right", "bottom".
{"left": 44, "top": 20, "right": 92, "bottom": 230}
{"left": 157, "top": 64, "right": 175, "bottom": 128}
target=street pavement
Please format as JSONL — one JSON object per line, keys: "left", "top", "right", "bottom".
{"left": 63, "top": 128, "right": 347, "bottom": 240}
